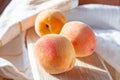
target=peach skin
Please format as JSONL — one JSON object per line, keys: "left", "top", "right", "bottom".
{"left": 35, "top": 9, "right": 67, "bottom": 37}
{"left": 60, "top": 21, "right": 96, "bottom": 57}
{"left": 34, "top": 34, "right": 76, "bottom": 74}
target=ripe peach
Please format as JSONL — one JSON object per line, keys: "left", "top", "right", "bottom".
{"left": 60, "top": 21, "right": 96, "bottom": 57}
{"left": 34, "top": 34, "right": 76, "bottom": 74}
{"left": 35, "top": 9, "right": 67, "bottom": 36}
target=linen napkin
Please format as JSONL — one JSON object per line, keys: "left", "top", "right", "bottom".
{"left": 66, "top": 4, "right": 120, "bottom": 73}
{"left": 0, "top": 57, "right": 29, "bottom": 80}
{"left": 0, "top": 0, "right": 78, "bottom": 79}
{"left": 0, "top": 32, "right": 32, "bottom": 80}
{"left": 0, "top": 0, "right": 78, "bottom": 47}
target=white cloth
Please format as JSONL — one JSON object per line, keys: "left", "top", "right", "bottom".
{"left": 0, "top": 32, "right": 33, "bottom": 80}
{"left": 0, "top": 58, "right": 29, "bottom": 80}
{"left": 0, "top": 3, "right": 120, "bottom": 80}
{"left": 0, "top": 0, "right": 78, "bottom": 79}
{"left": 66, "top": 4, "right": 120, "bottom": 72}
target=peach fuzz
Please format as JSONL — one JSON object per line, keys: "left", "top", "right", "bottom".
{"left": 60, "top": 21, "right": 96, "bottom": 57}
{"left": 35, "top": 9, "right": 67, "bottom": 37}
{"left": 34, "top": 34, "right": 76, "bottom": 74}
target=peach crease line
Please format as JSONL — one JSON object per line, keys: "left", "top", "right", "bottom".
{"left": 18, "top": 21, "right": 23, "bottom": 32}
{"left": 0, "top": 40, "right": 2, "bottom": 47}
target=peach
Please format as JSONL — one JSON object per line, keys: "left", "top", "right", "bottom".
{"left": 35, "top": 9, "right": 67, "bottom": 36}
{"left": 60, "top": 21, "right": 96, "bottom": 57}
{"left": 34, "top": 34, "right": 76, "bottom": 74}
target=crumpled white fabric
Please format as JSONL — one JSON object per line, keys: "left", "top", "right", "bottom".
{"left": 0, "top": 32, "right": 32, "bottom": 80}
{"left": 0, "top": 4, "right": 120, "bottom": 80}
{"left": 0, "top": 0, "right": 77, "bottom": 79}
{"left": 66, "top": 4, "right": 120, "bottom": 73}
{"left": 95, "top": 29, "right": 120, "bottom": 72}
{"left": 0, "top": 58, "right": 29, "bottom": 80}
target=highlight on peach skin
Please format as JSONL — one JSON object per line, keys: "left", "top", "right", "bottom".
{"left": 60, "top": 21, "right": 96, "bottom": 57}
{"left": 35, "top": 9, "right": 67, "bottom": 37}
{"left": 34, "top": 34, "right": 76, "bottom": 74}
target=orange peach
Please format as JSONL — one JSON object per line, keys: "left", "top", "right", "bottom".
{"left": 60, "top": 21, "right": 96, "bottom": 57}
{"left": 35, "top": 9, "right": 67, "bottom": 36}
{"left": 34, "top": 34, "right": 76, "bottom": 74}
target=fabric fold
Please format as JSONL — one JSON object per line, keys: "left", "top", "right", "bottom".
{"left": 0, "top": 58, "right": 30, "bottom": 80}
{"left": 66, "top": 4, "right": 120, "bottom": 73}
